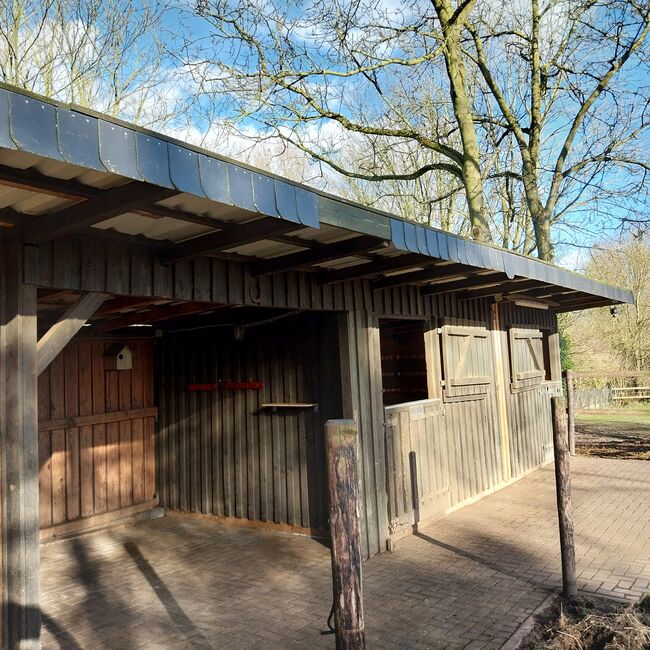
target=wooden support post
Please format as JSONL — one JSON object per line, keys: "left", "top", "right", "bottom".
{"left": 551, "top": 397, "right": 577, "bottom": 598}
{"left": 565, "top": 370, "right": 576, "bottom": 456}
{"left": 325, "top": 420, "right": 365, "bottom": 650}
{"left": 0, "top": 235, "right": 41, "bottom": 647}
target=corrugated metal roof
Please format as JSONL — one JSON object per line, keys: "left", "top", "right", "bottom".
{"left": 0, "top": 83, "right": 634, "bottom": 307}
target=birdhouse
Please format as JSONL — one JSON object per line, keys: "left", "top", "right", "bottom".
{"left": 104, "top": 343, "right": 133, "bottom": 371}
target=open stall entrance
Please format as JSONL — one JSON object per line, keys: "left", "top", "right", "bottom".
{"left": 379, "top": 318, "right": 429, "bottom": 407}
{"left": 157, "top": 309, "right": 343, "bottom": 536}
{"left": 36, "top": 290, "right": 344, "bottom": 541}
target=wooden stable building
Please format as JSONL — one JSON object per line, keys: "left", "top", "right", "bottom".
{"left": 0, "top": 84, "right": 633, "bottom": 647}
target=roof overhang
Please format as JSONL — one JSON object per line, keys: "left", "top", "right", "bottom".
{"left": 0, "top": 83, "right": 634, "bottom": 312}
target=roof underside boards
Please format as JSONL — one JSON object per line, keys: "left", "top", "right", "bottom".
{"left": 0, "top": 83, "right": 634, "bottom": 310}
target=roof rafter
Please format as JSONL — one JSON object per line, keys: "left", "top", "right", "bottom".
{"left": 318, "top": 253, "right": 430, "bottom": 285}
{"left": 419, "top": 272, "right": 508, "bottom": 296}
{"left": 24, "top": 182, "right": 178, "bottom": 243}
{"left": 163, "top": 218, "right": 305, "bottom": 265}
{"left": 254, "top": 235, "right": 388, "bottom": 276}
{"left": 457, "top": 279, "right": 551, "bottom": 301}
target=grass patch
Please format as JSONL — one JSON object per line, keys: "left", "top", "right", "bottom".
{"left": 520, "top": 594, "right": 650, "bottom": 649}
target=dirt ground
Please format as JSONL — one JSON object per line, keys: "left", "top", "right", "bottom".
{"left": 575, "top": 409, "right": 650, "bottom": 460}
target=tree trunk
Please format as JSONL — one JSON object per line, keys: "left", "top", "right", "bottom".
{"left": 432, "top": 0, "right": 491, "bottom": 243}
{"left": 533, "top": 213, "right": 554, "bottom": 262}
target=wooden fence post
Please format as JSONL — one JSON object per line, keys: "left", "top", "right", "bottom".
{"left": 551, "top": 397, "right": 577, "bottom": 598}
{"left": 325, "top": 420, "right": 365, "bottom": 650}
{"left": 565, "top": 370, "right": 576, "bottom": 455}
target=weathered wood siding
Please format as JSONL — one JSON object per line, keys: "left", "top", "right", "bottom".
{"left": 28, "top": 235, "right": 375, "bottom": 313}
{"left": 500, "top": 303, "right": 559, "bottom": 477}
{"left": 157, "top": 313, "right": 342, "bottom": 536}
{"left": 384, "top": 296, "right": 560, "bottom": 541}
{"left": 338, "top": 311, "right": 389, "bottom": 558}
{"left": 30, "top": 236, "right": 561, "bottom": 557}
{"left": 37, "top": 339, "right": 156, "bottom": 533}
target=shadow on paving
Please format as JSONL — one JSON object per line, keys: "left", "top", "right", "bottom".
{"left": 39, "top": 457, "right": 650, "bottom": 649}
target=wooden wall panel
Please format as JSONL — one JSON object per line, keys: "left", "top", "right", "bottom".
{"left": 500, "top": 303, "right": 558, "bottom": 477}
{"left": 37, "top": 339, "right": 156, "bottom": 534}
{"left": 338, "top": 310, "right": 390, "bottom": 558}
{"left": 157, "top": 313, "right": 342, "bottom": 535}
{"left": 30, "top": 235, "right": 560, "bottom": 556}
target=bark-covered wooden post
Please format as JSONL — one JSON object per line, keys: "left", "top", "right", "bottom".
{"left": 551, "top": 397, "right": 577, "bottom": 598}
{"left": 565, "top": 370, "right": 576, "bottom": 456}
{"left": 325, "top": 420, "right": 365, "bottom": 649}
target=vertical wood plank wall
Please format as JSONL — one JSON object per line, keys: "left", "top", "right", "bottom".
{"left": 426, "top": 296, "right": 505, "bottom": 506}
{"left": 383, "top": 296, "right": 560, "bottom": 541}
{"left": 338, "top": 311, "right": 389, "bottom": 558}
{"left": 37, "top": 339, "right": 156, "bottom": 534}
{"left": 501, "top": 303, "right": 558, "bottom": 476}
{"left": 157, "top": 313, "right": 342, "bottom": 537}
{"left": 29, "top": 239, "right": 562, "bottom": 557}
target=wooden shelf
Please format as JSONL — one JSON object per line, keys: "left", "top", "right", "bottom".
{"left": 261, "top": 403, "right": 318, "bottom": 411}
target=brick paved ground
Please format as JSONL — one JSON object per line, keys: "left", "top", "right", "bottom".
{"left": 40, "top": 456, "right": 649, "bottom": 649}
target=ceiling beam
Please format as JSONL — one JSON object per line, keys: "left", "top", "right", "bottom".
{"left": 92, "top": 301, "right": 224, "bottom": 333}
{"left": 25, "top": 182, "right": 177, "bottom": 243}
{"left": 0, "top": 163, "right": 324, "bottom": 251}
{"left": 95, "top": 297, "right": 169, "bottom": 317}
{"left": 318, "top": 253, "right": 429, "bottom": 285}
{"left": 457, "top": 279, "right": 550, "bottom": 301}
{"left": 162, "top": 218, "right": 304, "bottom": 265}
{"left": 372, "top": 263, "right": 471, "bottom": 290}
{"left": 37, "top": 292, "right": 108, "bottom": 376}
{"left": 552, "top": 294, "right": 613, "bottom": 310}
{"left": 0, "top": 162, "right": 98, "bottom": 199}
{"left": 254, "top": 235, "right": 388, "bottom": 276}
{"left": 419, "top": 272, "right": 508, "bottom": 296}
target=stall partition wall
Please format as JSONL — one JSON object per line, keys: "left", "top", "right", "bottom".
{"left": 382, "top": 296, "right": 560, "bottom": 544}
{"left": 157, "top": 312, "right": 343, "bottom": 536}
{"left": 37, "top": 339, "right": 157, "bottom": 538}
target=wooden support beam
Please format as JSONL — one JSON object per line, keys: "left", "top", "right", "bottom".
{"left": 320, "top": 254, "right": 427, "bottom": 285}
{"left": 24, "top": 182, "right": 177, "bottom": 243}
{"left": 163, "top": 218, "right": 303, "bottom": 265}
{"left": 325, "top": 419, "right": 366, "bottom": 649}
{"left": 0, "top": 163, "right": 316, "bottom": 250}
{"left": 0, "top": 162, "right": 97, "bottom": 200}
{"left": 254, "top": 235, "right": 387, "bottom": 276}
{"left": 553, "top": 297, "right": 613, "bottom": 312}
{"left": 92, "top": 301, "right": 220, "bottom": 333}
{"left": 373, "top": 263, "right": 471, "bottom": 290}
{"left": 419, "top": 272, "right": 507, "bottom": 296}
{"left": 551, "top": 397, "right": 577, "bottom": 598}
{"left": 37, "top": 292, "right": 108, "bottom": 376}
{"left": 565, "top": 370, "right": 576, "bottom": 455}
{"left": 95, "top": 297, "right": 168, "bottom": 317}
{"left": 457, "top": 279, "right": 549, "bottom": 301}
{"left": 0, "top": 235, "right": 41, "bottom": 647}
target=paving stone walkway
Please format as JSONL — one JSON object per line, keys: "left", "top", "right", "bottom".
{"left": 40, "top": 456, "right": 650, "bottom": 649}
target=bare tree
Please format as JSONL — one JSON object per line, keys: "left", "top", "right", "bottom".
{"left": 569, "top": 236, "right": 650, "bottom": 371}
{"left": 0, "top": 0, "right": 178, "bottom": 127}
{"left": 184, "top": 0, "right": 650, "bottom": 260}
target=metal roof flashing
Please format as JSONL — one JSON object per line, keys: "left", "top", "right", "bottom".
{"left": 0, "top": 82, "right": 634, "bottom": 309}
